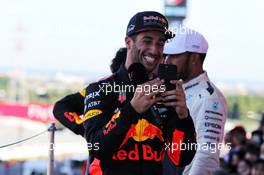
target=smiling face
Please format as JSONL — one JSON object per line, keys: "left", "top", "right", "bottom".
{"left": 125, "top": 31, "right": 166, "bottom": 75}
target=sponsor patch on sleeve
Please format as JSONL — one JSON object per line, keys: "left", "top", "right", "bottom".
{"left": 84, "top": 109, "right": 102, "bottom": 121}
{"left": 64, "top": 112, "right": 83, "bottom": 124}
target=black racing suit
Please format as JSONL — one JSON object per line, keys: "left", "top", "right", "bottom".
{"left": 83, "top": 64, "right": 196, "bottom": 175}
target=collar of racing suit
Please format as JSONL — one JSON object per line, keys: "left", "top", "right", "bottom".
{"left": 116, "top": 64, "right": 131, "bottom": 84}
{"left": 183, "top": 71, "right": 209, "bottom": 91}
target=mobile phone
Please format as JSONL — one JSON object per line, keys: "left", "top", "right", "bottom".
{"left": 158, "top": 64, "right": 177, "bottom": 91}
{"left": 158, "top": 64, "right": 177, "bottom": 80}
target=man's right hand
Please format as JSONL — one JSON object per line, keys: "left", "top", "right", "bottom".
{"left": 130, "top": 78, "right": 164, "bottom": 113}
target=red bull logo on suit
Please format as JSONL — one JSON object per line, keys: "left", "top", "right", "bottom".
{"left": 113, "top": 119, "right": 165, "bottom": 161}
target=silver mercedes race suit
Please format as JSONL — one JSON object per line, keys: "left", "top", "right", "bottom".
{"left": 182, "top": 72, "right": 227, "bottom": 175}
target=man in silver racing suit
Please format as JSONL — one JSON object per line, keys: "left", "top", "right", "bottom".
{"left": 163, "top": 28, "right": 228, "bottom": 175}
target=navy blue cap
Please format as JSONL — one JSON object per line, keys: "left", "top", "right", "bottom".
{"left": 126, "top": 11, "right": 174, "bottom": 39}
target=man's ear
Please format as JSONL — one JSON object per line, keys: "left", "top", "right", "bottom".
{"left": 125, "top": 36, "right": 133, "bottom": 50}
{"left": 190, "top": 53, "right": 200, "bottom": 65}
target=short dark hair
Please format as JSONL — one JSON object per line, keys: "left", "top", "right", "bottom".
{"left": 129, "top": 34, "right": 137, "bottom": 42}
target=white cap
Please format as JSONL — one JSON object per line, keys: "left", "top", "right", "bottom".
{"left": 164, "top": 28, "right": 208, "bottom": 54}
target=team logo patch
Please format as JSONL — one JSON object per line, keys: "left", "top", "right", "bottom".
{"left": 118, "top": 93, "right": 126, "bottom": 103}
{"left": 186, "top": 94, "right": 193, "bottom": 101}
{"left": 212, "top": 101, "right": 219, "bottom": 110}
{"left": 84, "top": 109, "right": 102, "bottom": 121}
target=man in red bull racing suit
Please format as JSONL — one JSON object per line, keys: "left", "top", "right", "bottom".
{"left": 53, "top": 47, "right": 127, "bottom": 175}
{"left": 83, "top": 11, "right": 196, "bottom": 175}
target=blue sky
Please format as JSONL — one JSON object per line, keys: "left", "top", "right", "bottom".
{"left": 0, "top": 0, "right": 263, "bottom": 84}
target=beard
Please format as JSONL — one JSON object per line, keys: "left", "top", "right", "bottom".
{"left": 131, "top": 44, "right": 141, "bottom": 64}
{"left": 130, "top": 43, "right": 160, "bottom": 76}
{"left": 178, "top": 56, "right": 191, "bottom": 81}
